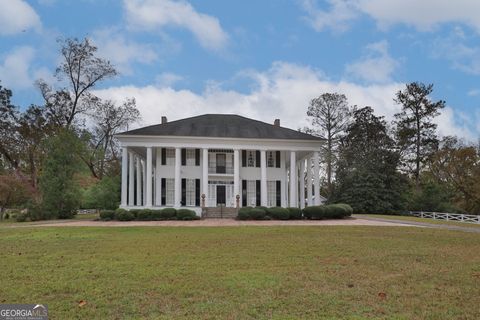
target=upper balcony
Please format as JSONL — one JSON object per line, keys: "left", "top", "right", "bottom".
{"left": 208, "top": 165, "right": 234, "bottom": 175}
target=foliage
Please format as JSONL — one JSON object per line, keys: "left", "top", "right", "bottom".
{"left": 136, "top": 209, "right": 153, "bottom": 221}
{"left": 161, "top": 208, "right": 177, "bottom": 220}
{"left": 286, "top": 207, "right": 303, "bottom": 220}
{"left": 304, "top": 204, "right": 352, "bottom": 219}
{"left": 99, "top": 210, "right": 115, "bottom": 221}
{"left": 15, "top": 212, "right": 28, "bottom": 222}
{"left": 82, "top": 175, "right": 120, "bottom": 210}
{"left": 115, "top": 209, "right": 134, "bottom": 221}
{"left": 176, "top": 209, "right": 199, "bottom": 220}
{"left": 39, "top": 129, "right": 83, "bottom": 219}
{"left": 305, "top": 93, "right": 352, "bottom": 197}
{"left": 394, "top": 82, "right": 445, "bottom": 186}
{"left": 332, "top": 107, "right": 408, "bottom": 214}
{"left": 266, "top": 207, "right": 290, "bottom": 220}
{"left": 0, "top": 174, "right": 30, "bottom": 220}
{"left": 408, "top": 179, "right": 456, "bottom": 213}
{"left": 237, "top": 207, "right": 253, "bottom": 220}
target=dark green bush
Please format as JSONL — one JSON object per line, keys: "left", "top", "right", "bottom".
{"left": 4, "top": 213, "right": 9, "bottom": 219}
{"left": 129, "top": 209, "right": 142, "bottom": 219}
{"left": 287, "top": 207, "right": 303, "bottom": 220}
{"left": 149, "top": 210, "right": 163, "bottom": 220}
{"left": 304, "top": 204, "right": 352, "bottom": 219}
{"left": 176, "top": 209, "right": 199, "bottom": 220}
{"left": 100, "top": 210, "right": 115, "bottom": 221}
{"left": 249, "top": 208, "right": 266, "bottom": 220}
{"left": 15, "top": 212, "right": 28, "bottom": 222}
{"left": 136, "top": 209, "right": 153, "bottom": 221}
{"left": 161, "top": 208, "right": 177, "bottom": 220}
{"left": 335, "top": 204, "right": 353, "bottom": 216}
{"left": 267, "top": 207, "right": 290, "bottom": 220}
{"left": 237, "top": 207, "right": 253, "bottom": 220}
{"left": 304, "top": 206, "right": 326, "bottom": 219}
{"left": 115, "top": 209, "right": 134, "bottom": 221}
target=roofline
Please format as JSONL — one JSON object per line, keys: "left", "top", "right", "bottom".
{"left": 115, "top": 134, "right": 325, "bottom": 142}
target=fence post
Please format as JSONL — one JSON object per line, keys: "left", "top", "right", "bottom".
{"left": 420, "top": 211, "right": 424, "bottom": 218}
{"left": 446, "top": 213, "right": 449, "bottom": 221}
{"left": 433, "top": 212, "right": 436, "bottom": 219}
{"left": 461, "top": 214, "right": 464, "bottom": 222}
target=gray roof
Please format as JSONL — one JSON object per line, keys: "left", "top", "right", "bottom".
{"left": 118, "top": 114, "right": 323, "bottom": 141}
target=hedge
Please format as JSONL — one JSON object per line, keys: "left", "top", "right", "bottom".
{"left": 237, "top": 207, "right": 253, "bottom": 220}
{"left": 176, "top": 209, "right": 199, "bottom": 220}
{"left": 304, "top": 204, "right": 353, "bottom": 220}
{"left": 236, "top": 207, "right": 266, "bottom": 220}
{"left": 99, "top": 210, "right": 115, "bottom": 221}
{"left": 267, "top": 207, "right": 290, "bottom": 220}
{"left": 115, "top": 209, "right": 134, "bottom": 221}
{"left": 287, "top": 207, "right": 303, "bottom": 220}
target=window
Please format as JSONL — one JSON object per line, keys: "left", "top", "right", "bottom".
{"left": 186, "top": 149, "right": 196, "bottom": 166}
{"left": 247, "top": 180, "right": 256, "bottom": 206}
{"left": 267, "top": 151, "right": 275, "bottom": 167}
{"left": 186, "top": 179, "right": 196, "bottom": 206}
{"left": 247, "top": 150, "right": 256, "bottom": 167}
{"left": 166, "top": 148, "right": 175, "bottom": 166}
{"left": 165, "top": 178, "right": 175, "bottom": 205}
{"left": 267, "top": 181, "right": 276, "bottom": 207}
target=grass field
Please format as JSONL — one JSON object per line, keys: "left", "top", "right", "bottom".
{"left": 1, "top": 226, "right": 479, "bottom": 319}
{"left": 360, "top": 214, "right": 480, "bottom": 229}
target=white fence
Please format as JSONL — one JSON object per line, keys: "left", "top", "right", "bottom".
{"left": 410, "top": 211, "right": 480, "bottom": 224}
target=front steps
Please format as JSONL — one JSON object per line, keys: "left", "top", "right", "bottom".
{"left": 202, "top": 207, "right": 238, "bottom": 219}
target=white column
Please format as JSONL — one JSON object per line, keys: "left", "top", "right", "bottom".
{"left": 145, "top": 147, "right": 153, "bottom": 207}
{"left": 300, "top": 159, "right": 305, "bottom": 209}
{"left": 174, "top": 147, "right": 181, "bottom": 207}
{"left": 314, "top": 151, "right": 321, "bottom": 205}
{"left": 289, "top": 151, "right": 297, "bottom": 207}
{"left": 155, "top": 148, "right": 162, "bottom": 206}
{"left": 121, "top": 147, "right": 128, "bottom": 207}
{"left": 136, "top": 156, "right": 142, "bottom": 206}
{"left": 306, "top": 156, "right": 312, "bottom": 206}
{"left": 281, "top": 151, "right": 287, "bottom": 207}
{"left": 260, "top": 150, "right": 267, "bottom": 207}
{"left": 128, "top": 152, "right": 134, "bottom": 206}
{"left": 233, "top": 149, "right": 240, "bottom": 205}
{"left": 202, "top": 148, "right": 208, "bottom": 206}
{"left": 142, "top": 160, "right": 146, "bottom": 205}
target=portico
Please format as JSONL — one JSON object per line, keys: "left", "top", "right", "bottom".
{"left": 116, "top": 114, "right": 324, "bottom": 216}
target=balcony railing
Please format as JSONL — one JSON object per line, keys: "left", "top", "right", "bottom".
{"left": 208, "top": 166, "right": 234, "bottom": 174}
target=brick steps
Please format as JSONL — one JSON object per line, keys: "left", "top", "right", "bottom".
{"left": 202, "top": 207, "right": 238, "bottom": 219}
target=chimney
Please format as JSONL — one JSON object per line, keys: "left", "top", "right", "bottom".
{"left": 274, "top": 119, "right": 280, "bottom": 126}
{"left": 161, "top": 116, "right": 168, "bottom": 124}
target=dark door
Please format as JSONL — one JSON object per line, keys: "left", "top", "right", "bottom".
{"left": 216, "top": 185, "right": 226, "bottom": 206}
{"left": 216, "top": 153, "right": 226, "bottom": 173}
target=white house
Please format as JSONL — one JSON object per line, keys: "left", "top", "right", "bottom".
{"left": 116, "top": 114, "right": 324, "bottom": 216}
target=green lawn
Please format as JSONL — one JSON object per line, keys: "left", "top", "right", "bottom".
{"left": 360, "top": 214, "right": 480, "bottom": 229}
{"left": 0, "top": 226, "right": 479, "bottom": 319}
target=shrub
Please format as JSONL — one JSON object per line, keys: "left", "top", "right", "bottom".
{"left": 287, "top": 207, "right": 303, "bottom": 220}
{"left": 100, "top": 210, "right": 115, "bottom": 221}
{"left": 15, "top": 212, "right": 28, "bottom": 222}
{"left": 237, "top": 207, "right": 253, "bottom": 220}
{"left": 161, "top": 208, "right": 177, "bottom": 220}
{"left": 136, "top": 209, "right": 153, "bottom": 221}
{"left": 304, "top": 204, "right": 352, "bottom": 219}
{"left": 176, "top": 209, "right": 199, "bottom": 220}
{"left": 335, "top": 204, "right": 353, "bottom": 216}
{"left": 249, "top": 208, "right": 266, "bottom": 220}
{"left": 304, "top": 206, "right": 326, "bottom": 220}
{"left": 4, "top": 213, "right": 9, "bottom": 219}
{"left": 267, "top": 207, "right": 290, "bottom": 220}
{"left": 129, "top": 209, "right": 142, "bottom": 219}
{"left": 115, "top": 209, "right": 134, "bottom": 221}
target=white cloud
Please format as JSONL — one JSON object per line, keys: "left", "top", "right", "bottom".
{"left": 468, "top": 89, "right": 480, "bottom": 96}
{"left": 0, "top": 0, "right": 41, "bottom": 35}
{"left": 345, "top": 40, "right": 400, "bottom": 83}
{"left": 124, "top": 0, "right": 229, "bottom": 51}
{"left": 155, "top": 72, "right": 184, "bottom": 87}
{"left": 0, "top": 46, "right": 36, "bottom": 89}
{"left": 301, "top": 0, "right": 480, "bottom": 34}
{"left": 92, "top": 28, "right": 158, "bottom": 74}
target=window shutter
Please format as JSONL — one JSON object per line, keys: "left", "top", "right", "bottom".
{"left": 161, "top": 148, "right": 166, "bottom": 165}
{"left": 276, "top": 180, "right": 281, "bottom": 207}
{"left": 181, "top": 148, "right": 186, "bottom": 166}
{"left": 195, "top": 149, "right": 200, "bottom": 166}
{"left": 181, "top": 178, "right": 186, "bottom": 206}
{"left": 161, "top": 178, "right": 166, "bottom": 205}
{"left": 275, "top": 151, "right": 281, "bottom": 168}
{"left": 242, "top": 180, "right": 247, "bottom": 207}
{"left": 255, "top": 150, "right": 260, "bottom": 167}
{"left": 256, "top": 180, "right": 261, "bottom": 206}
{"left": 195, "top": 179, "right": 200, "bottom": 206}
{"left": 242, "top": 150, "right": 246, "bottom": 167}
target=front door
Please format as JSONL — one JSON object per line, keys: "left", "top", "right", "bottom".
{"left": 216, "top": 185, "right": 226, "bottom": 206}
{"left": 216, "top": 153, "right": 226, "bottom": 174}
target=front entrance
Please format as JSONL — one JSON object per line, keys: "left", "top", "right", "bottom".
{"left": 216, "top": 185, "right": 226, "bottom": 206}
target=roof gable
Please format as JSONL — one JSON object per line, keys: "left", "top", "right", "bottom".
{"left": 118, "top": 114, "right": 323, "bottom": 141}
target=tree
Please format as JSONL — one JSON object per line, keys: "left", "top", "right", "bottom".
{"left": 39, "top": 129, "right": 84, "bottom": 219}
{"left": 394, "top": 82, "right": 445, "bottom": 187}
{"left": 306, "top": 93, "right": 352, "bottom": 197}
{"left": 37, "top": 38, "right": 117, "bottom": 128}
{"left": 332, "top": 107, "right": 407, "bottom": 213}
{"left": 81, "top": 98, "right": 140, "bottom": 179}
{"left": 0, "top": 174, "right": 29, "bottom": 220}
{"left": 0, "top": 84, "right": 20, "bottom": 171}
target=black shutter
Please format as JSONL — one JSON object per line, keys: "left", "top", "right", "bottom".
{"left": 161, "top": 178, "right": 166, "bottom": 205}
{"left": 256, "top": 180, "right": 261, "bottom": 206}
{"left": 242, "top": 180, "right": 247, "bottom": 207}
{"left": 195, "top": 179, "right": 200, "bottom": 206}
{"left": 242, "top": 150, "right": 246, "bottom": 167}
{"left": 181, "top": 178, "right": 186, "bottom": 206}
{"left": 181, "top": 148, "right": 186, "bottom": 166}
{"left": 161, "top": 148, "right": 166, "bottom": 165}
{"left": 275, "top": 151, "right": 281, "bottom": 168}
{"left": 195, "top": 149, "right": 200, "bottom": 166}
{"left": 276, "top": 180, "right": 281, "bottom": 207}
{"left": 255, "top": 150, "right": 260, "bottom": 167}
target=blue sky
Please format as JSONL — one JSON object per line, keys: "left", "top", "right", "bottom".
{"left": 0, "top": 0, "right": 479, "bottom": 140}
